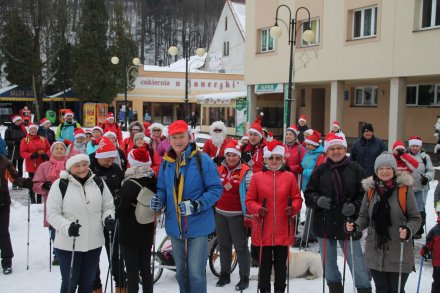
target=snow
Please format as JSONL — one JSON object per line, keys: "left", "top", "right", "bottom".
{"left": 143, "top": 54, "right": 207, "bottom": 73}
{"left": 230, "top": 2, "right": 246, "bottom": 34}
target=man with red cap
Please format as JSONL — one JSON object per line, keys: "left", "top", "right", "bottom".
{"left": 4, "top": 115, "right": 27, "bottom": 187}
{"left": 55, "top": 110, "right": 81, "bottom": 142}
{"left": 242, "top": 113, "right": 266, "bottom": 173}
{"left": 102, "top": 112, "right": 123, "bottom": 146}
{"left": 203, "top": 121, "right": 230, "bottom": 165}
{"left": 149, "top": 120, "right": 222, "bottom": 293}
{"left": 296, "top": 115, "right": 309, "bottom": 144}
{"left": 37, "top": 118, "right": 56, "bottom": 145}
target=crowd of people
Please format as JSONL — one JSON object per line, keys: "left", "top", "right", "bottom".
{"left": 0, "top": 110, "right": 438, "bottom": 293}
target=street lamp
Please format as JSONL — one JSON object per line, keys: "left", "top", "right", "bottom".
{"left": 270, "top": 5, "right": 315, "bottom": 132}
{"left": 111, "top": 55, "right": 141, "bottom": 130}
{"left": 168, "top": 31, "right": 205, "bottom": 122}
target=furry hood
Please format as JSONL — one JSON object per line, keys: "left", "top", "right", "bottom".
{"left": 361, "top": 172, "right": 414, "bottom": 192}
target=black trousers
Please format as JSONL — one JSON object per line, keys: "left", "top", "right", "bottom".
{"left": 27, "top": 172, "right": 41, "bottom": 204}
{"left": 259, "top": 246, "right": 288, "bottom": 292}
{"left": 433, "top": 266, "right": 440, "bottom": 293}
{"left": 122, "top": 245, "right": 152, "bottom": 293}
{"left": 370, "top": 269, "right": 409, "bottom": 293}
{"left": 0, "top": 204, "right": 13, "bottom": 268}
{"left": 11, "top": 157, "right": 23, "bottom": 178}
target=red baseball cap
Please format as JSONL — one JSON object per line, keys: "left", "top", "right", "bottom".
{"left": 168, "top": 120, "right": 188, "bottom": 135}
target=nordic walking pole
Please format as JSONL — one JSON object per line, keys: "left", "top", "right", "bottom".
{"left": 322, "top": 211, "right": 327, "bottom": 293}
{"left": 151, "top": 212, "right": 158, "bottom": 287}
{"left": 287, "top": 196, "right": 292, "bottom": 293}
{"left": 109, "top": 227, "right": 114, "bottom": 293}
{"left": 416, "top": 256, "right": 424, "bottom": 293}
{"left": 349, "top": 232, "right": 356, "bottom": 293}
{"left": 49, "top": 231, "right": 52, "bottom": 272}
{"left": 257, "top": 198, "right": 267, "bottom": 293}
{"left": 342, "top": 236, "right": 348, "bottom": 289}
{"left": 68, "top": 220, "right": 79, "bottom": 293}
{"left": 397, "top": 223, "right": 407, "bottom": 293}
{"left": 27, "top": 194, "right": 30, "bottom": 270}
{"left": 105, "top": 220, "right": 119, "bottom": 293}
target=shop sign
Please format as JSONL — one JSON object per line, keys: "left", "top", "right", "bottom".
{"left": 235, "top": 99, "right": 247, "bottom": 136}
{"left": 135, "top": 77, "right": 245, "bottom": 91}
{"left": 255, "top": 83, "right": 283, "bottom": 94}
{"left": 197, "top": 97, "right": 232, "bottom": 104}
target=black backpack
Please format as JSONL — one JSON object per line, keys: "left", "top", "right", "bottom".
{"left": 58, "top": 176, "right": 104, "bottom": 199}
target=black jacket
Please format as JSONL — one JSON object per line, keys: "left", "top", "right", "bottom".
{"left": 304, "top": 159, "right": 366, "bottom": 240}
{"left": 350, "top": 136, "right": 386, "bottom": 177}
{"left": 116, "top": 176, "right": 157, "bottom": 249}
{"left": 89, "top": 153, "right": 125, "bottom": 199}
{"left": 296, "top": 124, "right": 309, "bottom": 144}
{"left": 37, "top": 128, "right": 56, "bottom": 145}
{"left": 4, "top": 124, "right": 27, "bottom": 160}
{"left": 0, "top": 155, "right": 32, "bottom": 205}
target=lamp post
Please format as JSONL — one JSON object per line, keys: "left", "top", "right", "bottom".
{"left": 270, "top": 5, "right": 315, "bottom": 132}
{"left": 168, "top": 31, "right": 205, "bottom": 122}
{"left": 111, "top": 55, "right": 141, "bottom": 131}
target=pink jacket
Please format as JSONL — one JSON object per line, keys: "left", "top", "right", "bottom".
{"left": 33, "top": 157, "right": 66, "bottom": 227}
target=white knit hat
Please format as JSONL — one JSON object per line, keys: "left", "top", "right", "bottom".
{"left": 66, "top": 154, "right": 90, "bottom": 171}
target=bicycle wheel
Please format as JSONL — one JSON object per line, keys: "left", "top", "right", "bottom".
{"left": 152, "top": 235, "right": 174, "bottom": 283}
{"left": 209, "top": 237, "right": 238, "bottom": 277}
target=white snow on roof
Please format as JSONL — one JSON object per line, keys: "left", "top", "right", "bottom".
{"left": 0, "top": 84, "right": 18, "bottom": 95}
{"left": 230, "top": 2, "right": 246, "bottom": 35}
{"left": 47, "top": 88, "right": 72, "bottom": 98}
{"left": 143, "top": 53, "right": 207, "bottom": 72}
{"left": 196, "top": 91, "right": 246, "bottom": 104}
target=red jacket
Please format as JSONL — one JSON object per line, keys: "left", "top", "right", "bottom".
{"left": 102, "top": 121, "right": 123, "bottom": 146}
{"left": 121, "top": 137, "right": 135, "bottom": 157}
{"left": 203, "top": 138, "right": 230, "bottom": 158}
{"left": 284, "top": 142, "right": 305, "bottom": 176}
{"left": 217, "top": 163, "right": 250, "bottom": 212}
{"left": 394, "top": 153, "right": 419, "bottom": 174}
{"left": 246, "top": 168, "right": 302, "bottom": 246}
{"left": 20, "top": 135, "right": 50, "bottom": 173}
{"left": 426, "top": 224, "right": 440, "bottom": 266}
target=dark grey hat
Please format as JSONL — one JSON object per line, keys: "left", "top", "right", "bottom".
{"left": 374, "top": 152, "right": 398, "bottom": 175}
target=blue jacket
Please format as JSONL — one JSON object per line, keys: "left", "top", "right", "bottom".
{"left": 301, "top": 145, "right": 324, "bottom": 191}
{"left": 350, "top": 136, "right": 386, "bottom": 177}
{"left": 0, "top": 136, "right": 6, "bottom": 157}
{"left": 157, "top": 143, "right": 222, "bottom": 239}
{"left": 86, "top": 141, "right": 98, "bottom": 155}
{"left": 56, "top": 122, "right": 81, "bottom": 142}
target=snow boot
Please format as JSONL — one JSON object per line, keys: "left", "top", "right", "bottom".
{"left": 2, "top": 267, "right": 12, "bottom": 275}
{"left": 357, "top": 288, "right": 372, "bottom": 293}
{"left": 216, "top": 272, "right": 231, "bottom": 287}
{"left": 52, "top": 256, "right": 59, "bottom": 266}
{"left": 328, "top": 282, "right": 343, "bottom": 293}
{"left": 235, "top": 275, "right": 249, "bottom": 290}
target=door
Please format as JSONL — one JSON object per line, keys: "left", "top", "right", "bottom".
{"left": 311, "top": 88, "right": 325, "bottom": 134}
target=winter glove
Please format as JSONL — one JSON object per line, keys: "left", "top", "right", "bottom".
{"left": 258, "top": 206, "right": 268, "bottom": 217}
{"left": 213, "top": 156, "right": 224, "bottom": 166}
{"left": 30, "top": 153, "right": 39, "bottom": 159}
{"left": 23, "top": 178, "right": 33, "bottom": 190}
{"left": 42, "top": 181, "right": 52, "bottom": 191}
{"left": 68, "top": 222, "right": 81, "bottom": 237}
{"left": 344, "top": 219, "right": 357, "bottom": 234}
{"left": 316, "top": 196, "right": 332, "bottom": 210}
{"left": 285, "top": 206, "right": 295, "bottom": 217}
{"left": 178, "top": 200, "right": 201, "bottom": 216}
{"left": 295, "top": 166, "right": 304, "bottom": 174}
{"left": 40, "top": 153, "right": 49, "bottom": 161}
{"left": 104, "top": 216, "right": 116, "bottom": 231}
{"left": 420, "top": 246, "right": 432, "bottom": 259}
{"left": 342, "top": 203, "right": 356, "bottom": 217}
{"left": 396, "top": 148, "right": 405, "bottom": 156}
{"left": 244, "top": 217, "right": 253, "bottom": 230}
{"left": 421, "top": 175, "right": 429, "bottom": 186}
{"left": 150, "top": 196, "right": 163, "bottom": 212}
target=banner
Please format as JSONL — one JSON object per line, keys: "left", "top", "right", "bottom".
{"left": 235, "top": 99, "right": 247, "bottom": 136}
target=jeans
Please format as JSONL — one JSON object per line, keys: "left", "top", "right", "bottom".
{"left": 414, "top": 190, "right": 428, "bottom": 212}
{"left": 170, "top": 235, "right": 208, "bottom": 293}
{"left": 0, "top": 204, "right": 13, "bottom": 268}
{"left": 318, "top": 237, "right": 371, "bottom": 288}
{"left": 55, "top": 247, "right": 102, "bottom": 293}
{"left": 370, "top": 269, "right": 409, "bottom": 293}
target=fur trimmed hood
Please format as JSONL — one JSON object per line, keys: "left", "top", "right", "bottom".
{"left": 361, "top": 171, "right": 414, "bottom": 192}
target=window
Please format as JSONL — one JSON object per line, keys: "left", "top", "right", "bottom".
{"left": 300, "top": 89, "right": 306, "bottom": 106}
{"left": 258, "top": 107, "right": 283, "bottom": 128}
{"left": 421, "top": 0, "right": 440, "bottom": 28}
{"left": 354, "top": 87, "right": 378, "bottom": 106}
{"left": 208, "top": 107, "right": 235, "bottom": 127}
{"left": 353, "top": 6, "right": 377, "bottom": 38}
{"left": 260, "top": 28, "right": 274, "bottom": 52}
{"left": 406, "top": 84, "right": 440, "bottom": 106}
{"left": 225, "top": 16, "right": 228, "bottom": 31}
{"left": 301, "top": 18, "right": 320, "bottom": 46}
{"left": 223, "top": 41, "right": 229, "bottom": 56}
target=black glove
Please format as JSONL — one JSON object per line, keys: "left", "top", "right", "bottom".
{"left": 342, "top": 203, "right": 356, "bottom": 217}
{"left": 42, "top": 181, "right": 52, "bottom": 191}
{"left": 420, "top": 246, "right": 432, "bottom": 259}
{"left": 40, "top": 153, "right": 49, "bottom": 161}
{"left": 30, "top": 153, "right": 39, "bottom": 159}
{"left": 23, "top": 178, "right": 33, "bottom": 190}
{"left": 421, "top": 175, "right": 429, "bottom": 186}
{"left": 68, "top": 222, "right": 81, "bottom": 237}
{"left": 396, "top": 148, "right": 405, "bottom": 156}
{"left": 213, "top": 156, "right": 224, "bottom": 166}
{"left": 105, "top": 216, "right": 116, "bottom": 231}
{"left": 316, "top": 196, "right": 332, "bottom": 210}
{"left": 344, "top": 218, "right": 357, "bottom": 234}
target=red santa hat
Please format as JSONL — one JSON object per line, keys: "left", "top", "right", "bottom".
{"left": 11, "top": 115, "right": 22, "bottom": 123}
{"left": 92, "top": 126, "right": 104, "bottom": 134}
{"left": 85, "top": 129, "right": 93, "bottom": 136}
{"left": 149, "top": 122, "right": 164, "bottom": 131}
{"left": 27, "top": 123, "right": 38, "bottom": 133}
{"left": 39, "top": 118, "right": 51, "bottom": 127}
{"left": 241, "top": 134, "right": 249, "bottom": 141}
{"left": 286, "top": 124, "right": 299, "bottom": 137}
{"left": 168, "top": 120, "right": 188, "bottom": 135}
{"left": 95, "top": 136, "right": 117, "bottom": 159}
{"left": 127, "top": 147, "right": 151, "bottom": 167}
{"left": 106, "top": 112, "right": 115, "bottom": 121}
{"left": 74, "top": 128, "right": 86, "bottom": 139}
{"left": 392, "top": 140, "right": 406, "bottom": 152}
{"left": 65, "top": 154, "right": 90, "bottom": 172}
{"left": 224, "top": 139, "right": 242, "bottom": 157}
{"left": 304, "top": 130, "right": 322, "bottom": 147}
{"left": 50, "top": 141, "right": 66, "bottom": 154}
{"left": 324, "top": 132, "right": 347, "bottom": 152}
{"left": 103, "top": 131, "right": 117, "bottom": 139}
{"left": 298, "top": 115, "right": 307, "bottom": 123}
{"left": 63, "top": 110, "right": 74, "bottom": 119}
{"left": 332, "top": 120, "right": 341, "bottom": 129}
{"left": 249, "top": 112, "right": 264, "bottom": 138}
{"left": 408, "top": 136, "right": 422, "bottom": 147}
{"left": 266, "top": 132, "right": 274, "bottom": 142}
{"left": 263, "top": 139, "right": 285, "bottom": 158}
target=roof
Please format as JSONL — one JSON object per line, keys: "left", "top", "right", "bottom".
{"left": 143, "top": 54, "right": 207, "bottom": 72}
{"left": 228, "top": 0, "right": 246, "bottom": 39}
{"left": 196, "top": 91, "right": 246, "bottom": 105}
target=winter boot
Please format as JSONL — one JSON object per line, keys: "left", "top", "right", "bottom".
{"left": 274, "top": 284, "right": 286, "bottom": 293}
{"left": 2, "top": 267, "right": 12, "bottom": 275}
{"left": 92, "top": 289, "right": 103, "bottom": 293}
{"left": 115, "top": 288, "right": 127, "bottom": 293}
{"left": 52, "top": 256, "right": 59, "bottom": 266}
{"left": 235, "top": 275, "right": 249, "bottom": 290}
{"left": 258, "top": 286, "right": 271, "bottom": 293}
{"left": 328, "top": 282, "right": 343, "bottom": 293}
{"left": 216, "top": 272, "right": 231, "bottom": 287}
{"left": 414, "top": 211, "right": 426, "bottom": 239}
{"left": 357, "top": 288, "right": 372, "bottom": 293}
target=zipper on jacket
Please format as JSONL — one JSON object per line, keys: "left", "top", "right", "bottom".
{"left": 272, "top": 171, "right": 276, "bottom": 245}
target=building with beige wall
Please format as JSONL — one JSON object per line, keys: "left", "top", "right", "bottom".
{"left": 245, "top": 0, "right": 440, "bottom": 147}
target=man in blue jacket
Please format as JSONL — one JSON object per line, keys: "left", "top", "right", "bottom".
{"left": 150, "top": 120, "right": 222, "bottom": 293}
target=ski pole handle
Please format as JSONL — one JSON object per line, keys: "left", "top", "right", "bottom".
{"left": 288, "top": 196, "right": 292, "bottom": 207}
{"left": 262, "top": 198, "right": 267, "bottom": 208}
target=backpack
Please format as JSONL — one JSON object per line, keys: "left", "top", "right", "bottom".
{"left": 59, "top": 176, "right": 104, "bottom": 199}
{"left": 128, "top": 179, "right": 156, "bottom": 224}
{"left": 367, "top": 185, "right": 408, "bottom": 215}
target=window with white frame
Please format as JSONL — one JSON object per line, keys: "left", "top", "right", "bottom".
{"left": 223, "top": 41, "right": 229, "bottom": 56}
{"left": 406, "top": 84, "right": 440, "bottom": 106}
{"left": 354, "top": 87, "right": 378, "bottom": 106}
{"left": 260, "top": 28, "right": 274, "bottom": 52}
{"left": 301, "top": 18, "right": 320, "bottom": 46}
{"left": 353, "top": 6, "right": 378, "bottom": 38}
{"left": 421, "top": 0, "right": 440, "bottom": 28}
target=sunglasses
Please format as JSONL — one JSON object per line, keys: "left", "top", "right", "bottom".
{"left": 268, "top": 156, "right": 282, "bottom": 161}
{"left": 213, "top": 129, "right": 222, "bottom": 133}
{"left": 153, "top": 129, "right": 161, "bottom": 132}
{"left": 132, "top": 128, "right": 140, "bottom": 132}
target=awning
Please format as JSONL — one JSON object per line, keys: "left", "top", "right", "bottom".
{"left": 195, "top": 91, "right": 247, "bottom": 105}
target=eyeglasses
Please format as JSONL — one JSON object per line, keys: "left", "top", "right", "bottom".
{"left": 132, "top": 129, "right": 140, "bottom": 132}
{"left": 213, "top": 129, "right": 222, "bottom": 133}
{"left": 268, "top": 156, "right": 282, "bottom": 161}
{"left": 153, "top": 129, "right": 161, "bottom": 132}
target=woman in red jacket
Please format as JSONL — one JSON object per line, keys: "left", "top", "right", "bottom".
{"left": 246, "top": 140, "right": 302, "bottom": 293}
{"left": 20, "top": 123, "right": 50, "bottom": 203}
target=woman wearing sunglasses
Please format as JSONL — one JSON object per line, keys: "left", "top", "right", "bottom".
{"left": 246, "top": 140, "right": 303, "bottom": 293}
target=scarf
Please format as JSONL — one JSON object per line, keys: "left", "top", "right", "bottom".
{"left": 122, "top": 165, "right": 155, "bottom": 184}
{"left": 371, "top": 176, "right": 396, "bottom": 249}
{"left": 327, "top": 156, "right": 351, "bottom": 205}
{"left": 48, "top": 156, "right": 66, "bottom": 181}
